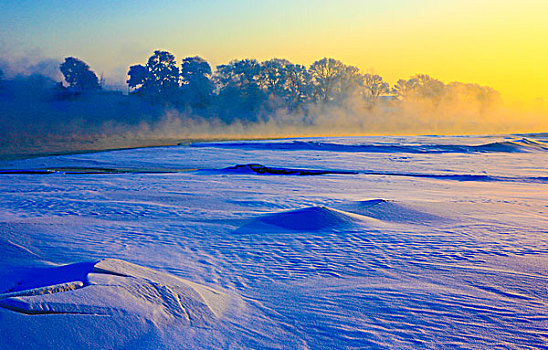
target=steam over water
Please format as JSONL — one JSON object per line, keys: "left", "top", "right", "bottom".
{"left": 1, "top": 57, "right": 547, "bottom": 158}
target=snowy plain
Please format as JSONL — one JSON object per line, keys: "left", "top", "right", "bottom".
{"left": 0, "top": 134, "right": 547, "bottom": 349}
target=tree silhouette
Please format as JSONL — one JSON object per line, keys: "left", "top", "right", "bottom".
{"left": 309, "top": 58, "right": 341, "bottom": 103}
{"left": 284, "top": 63, "right": 312, "bottom": 108}
{"left": 394, "top": 78, "right": 419, "bottom": 99}
{"left": 413, "top": 74, "right": 445, "bottom": 102}
{"left": 215, "top": 59, "right": 260, "bottom": 91}
{"left": 338, "top": 65, "right": 361, "bottom": 100}
{"left": 120, "top": 51, "right": 505, "bottom": 122}
{"left": 361, "top": 74, "right": 390, "bottom": 104}
{"left": 214, "top": 59, "right": 264, "bottom": 116}
{"left": 127, "top": 64, "right": 147, "bottom": 91}
{"left": 180, "top": 56, "right": 213, "bottom": 108}
{"left": 309, "top": 58, "right": 359, "bottom": 103}
{"left": 59, "top": 57, "right": 100, "bottom": 91}
{"left": 145, "top": 50, "right": 179, "bottom": 99}
{"left": 126, "top": 50, "right": 180, "bottom": 101}
{"left": 257, "top": 58, "right": 292, "bottom": 97}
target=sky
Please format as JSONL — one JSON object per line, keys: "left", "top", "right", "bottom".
{"left": 1, "top": 0, "right": 547, "bottom": 104}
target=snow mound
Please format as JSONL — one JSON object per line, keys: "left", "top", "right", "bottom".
{"left": 236, "top": 206, "right": 378, "bottom": 233}
{"left": 335, "top": 199, "right": 443, "bottom": 224}
{"left": 0, "top": 259, "right": 228, "bottom": 326}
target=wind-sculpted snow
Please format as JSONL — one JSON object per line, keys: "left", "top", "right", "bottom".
{"left": 0, "top": 259, "right": 228, "bottom": 323}
{"left": 0, "top": 134, "right": 547, "bottom": 349}
{"left": 0, "top": 281, "right": 85, "bottom": 301}
{"left": 192, "top": 137, "right": 548, "bottom": 154}
{"left": 334, "top": 199, "right": 445, "bottom": 224}
{"left": 359, "top": 170, "right": 548, "bottom": 183}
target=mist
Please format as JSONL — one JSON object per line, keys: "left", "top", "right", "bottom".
{"left": 1, "top": 53, "right": 547, "bottom": 158}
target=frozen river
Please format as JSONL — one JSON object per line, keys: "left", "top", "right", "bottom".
{"left": 0, "top": 134, "right": 547, "bottom": 349}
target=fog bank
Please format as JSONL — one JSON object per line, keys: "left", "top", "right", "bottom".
{"left": 1, "top": 56, "right": 546, "bottom": 158}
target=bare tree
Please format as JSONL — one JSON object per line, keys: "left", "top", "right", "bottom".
{"left": 309, "top": 58, "right": 343, "bottom": 103}
{"left": 285, "top": 63, "right": 312, "bottom": 107}
{"left": 393, "top": 78, "right": 418, "bottom": 100}
{"left": 361, "top": 73, "right": 389, "bottom": 104}
{"left": 257, "top": 58, "right": 292, "bottom": 97}
{"left": 309, "top": 58, "right": 359, "bottom": 103}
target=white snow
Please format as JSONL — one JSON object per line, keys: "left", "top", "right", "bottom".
{"left": 0, "top": 135, "right": 547, "bottom": 349}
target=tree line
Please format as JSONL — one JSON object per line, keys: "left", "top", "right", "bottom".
{"left": 44, "top": 51, "right": 500, "bottom": 121}
{"left": 0, "top": 52, "right": 514, "bottom": 156}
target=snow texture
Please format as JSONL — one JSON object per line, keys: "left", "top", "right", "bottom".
{"left": 0, "top": 134, "right": 547, "bottom": 349}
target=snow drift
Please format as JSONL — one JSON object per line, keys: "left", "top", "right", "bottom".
{"left": 236, "top": 206, "right": 383, "bottom": 233}
{"left": 0, "top": 259, "right": 229, "bottom": 325}
{"left": 335, "top": 199, "right": 445, "bottom": 224}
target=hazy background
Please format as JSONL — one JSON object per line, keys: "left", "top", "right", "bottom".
{"left": 0, "top": 0, "right": 547, "bottom": 157}
{"left": 2, "top": 0, "right": 547, "bottom": 103}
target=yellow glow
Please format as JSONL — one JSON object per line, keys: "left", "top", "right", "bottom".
{"left": 5, "top": 0, "right": 546, "bottom": 108}
{"left": 170, "top": 1, "right": 548, "bottom": 105}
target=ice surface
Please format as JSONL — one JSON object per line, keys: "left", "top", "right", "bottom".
{"left": 0, "top": 134, "right": 547, "bottom": 349}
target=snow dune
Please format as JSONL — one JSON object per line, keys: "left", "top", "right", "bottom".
{"left": 236, "top": 206, "right": 381, "bottom": 233}
{"left": 235, "top": 201, "right": 440, "bottom": 234}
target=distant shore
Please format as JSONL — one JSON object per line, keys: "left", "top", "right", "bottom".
{"left": 1, "top": 132, "right": 546, "bottom": 161}
{"left": 0, "top": 136, "right": 280, "bottom": 161}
